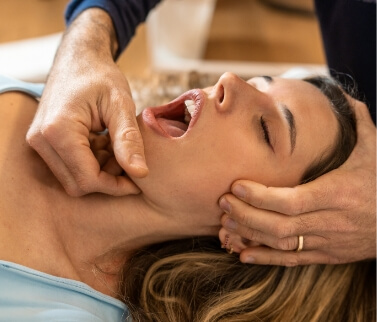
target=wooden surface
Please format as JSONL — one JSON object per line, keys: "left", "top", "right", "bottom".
{"left": 205, "top": 0, "right": 325, "bottom": 64}
{"left": 0, "top": 0, "right": 325, "bottom": 77}
{"left": 0, "top": 0, "right": 149, "bottom": 77}
{"left": 0, "top": 0, "right": 67, "bottom": 42}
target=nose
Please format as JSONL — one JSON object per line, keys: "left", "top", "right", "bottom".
{"left": 214, "top": 72, "right": 262, "bottom": 113}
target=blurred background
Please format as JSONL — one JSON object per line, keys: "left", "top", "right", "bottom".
{"left": 0, "top": 0, "right": 326, "bottom": 84}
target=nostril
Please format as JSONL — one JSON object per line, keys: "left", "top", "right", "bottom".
{"left": 218, "top": 84, "right": 225, "bottom": 104}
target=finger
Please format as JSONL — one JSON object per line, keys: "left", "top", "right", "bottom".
{"left": 345, "top": 99, "right": 376, "bottom": 165}
{"left": 102, "top": 157, "right": 124, "bottom": 176}
{"left": 96, "top": 170, "right": 141, "bottom": 196}
{"left": 219, "top": 194, "right": 314, "bottom": 238}
{"left": 106, "top": 140, "right": 114, "bottom": 153}
{"left": 219, "top": 228, "right": 249, "bottom": 253}
{"left": 60, "top": 141, "right": 140, "bottom": 196}
{"left": 349, "top": 97, "right": 376, "bottom": 148}
{"left": 89, "top": 133, "right": 109, "bottom": 150}
{"left": 93, "top": 150, "right": 111, "bottom": 167}
{"left": 343, "top": 92, "right": 374, "bottom": 124}
{"left": 354, "top": 100, "right": 374, "bottom": 124}
{"left": 221, "top": 214, "right": 328, "bottom": 251}
{"left": 239, "top": 247, "right": 337, "bottom": 266}
{"left": 28, "top": 120, "right": 140, "bottom": 196}
{"left": 27, "top": 131, "right": 81, "bottom": 194}
{"left": 47, "top": 123, "right": 140, "bottom": 196}
{"left": 230, "top": 177, "right": 340, "bottom": 216}
{"left": 105, "top": 96, "right": 149, "bottom": 178}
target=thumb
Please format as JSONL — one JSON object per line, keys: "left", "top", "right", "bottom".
{"left": 107, "top": 99, "right": 149, "bottom": 178}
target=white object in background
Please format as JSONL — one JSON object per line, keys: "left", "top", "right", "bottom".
{"left": 146, "top": 55, "right": 328, "bottom": 79}
{"left": 146, "top": 0, "right": 327, "bottom": 78}
{"left": 0, "top": 33, "right": 62, "bottom": 83}
{"left": 147, "top": 0, "right": 217, "bottom": 61}
{"left": 280, "top": 67, "right": 328, "bottom": 79}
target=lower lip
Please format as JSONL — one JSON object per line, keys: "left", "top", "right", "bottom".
{"left": 142, "top": 89, "right": 205, "bottom": 138}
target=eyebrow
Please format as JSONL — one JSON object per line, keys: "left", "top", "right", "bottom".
{"left": 281, "top": 104, "right": 296, "bottom": 154}
{"left": 261, "top": 76, "right": 297, "bottom": 154}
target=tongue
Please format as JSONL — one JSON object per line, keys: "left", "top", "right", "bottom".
{"left": 156, "top": 117, "right": 188, "bottom": 137}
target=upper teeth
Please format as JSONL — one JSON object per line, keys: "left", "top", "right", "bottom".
{"left": 185, "top": 100, "right": 195, "bottom": 116}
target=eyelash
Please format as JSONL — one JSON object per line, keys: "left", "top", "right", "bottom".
{"left": 260, "top": 116, "right": 271, "bottom": 146}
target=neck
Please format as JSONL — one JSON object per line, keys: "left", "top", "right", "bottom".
{"left": 56, "top": 192, "right": 221, "bottom": 269}
{"left": 130, "top": 194, "right": 221, "bottom": 248}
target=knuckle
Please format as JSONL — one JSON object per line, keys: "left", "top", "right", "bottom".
{"left": 74, "top": 181, "right": 92, "bottom": 196}
{"left": 284, "top": 257, "right": 299, "bottom": 267}
{"left": 26, "top": 130, "right": 39, "bottom": 148}
{"left": 284, "top": 191, "right": 305, "bottom": 215}
{"left": 26, "top": 125, "right": 47, "bottom": 148}
{"left": 67, "top": 175, "right": 96, "bottom": 197}
{"left": 292, "top": 216, "right": 311, "bottom": 236}
{"left": 251, "top": 189, "right": 266, "bottom": 208}
{"left": 276, "top": 237, "right": 295, "bottom": 251}
{"left": 39, "top": 122, "right": 64, "bottom": 146}
{"left": 250, "top": 194, "right": 263, "bottom": 208}
{"left": 65, "top": 187, "right": 85, "bottom": 197}
{"left": 120, "top": 128, "right": 142, "bottom": 145}
{"left": 297, "top": 256, "right": 311, "bottom": 266}
{"left": 239, "top": 210, "right": 251, "bottom": 227}
{"left": 274, "top": 222, "right": 294, "bottom": 239}
{"left": 63, "top": 182, "right": 86, "bottom": 197}
{"left": 40, "top": 121, "right": 56, "bottom": 137}
{"left": 328, "top": 254, "right": 343, "bottom": 265}
{"left": 244, "top": 228, "right": 258, "bottom": 241}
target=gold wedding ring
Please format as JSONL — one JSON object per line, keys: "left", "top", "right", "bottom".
{"left": 295, "top": 235, "right": 304, "bottom": 252}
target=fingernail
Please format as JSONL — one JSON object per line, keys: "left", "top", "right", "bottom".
{"left": 232, "top": 185, "right": 246, "bottom": 198}
{"left": 130, "top": 154, "right": 148, "bottom": 170}
{"left": 225, "top": 218, "right": 236, "bottom": 230}
{"left": 219, "top": 197, "right": 232, "bottom": 214}
{"left": 245, "top": 256, "right": 255, "bottom": 264}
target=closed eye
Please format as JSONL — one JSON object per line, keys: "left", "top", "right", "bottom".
{"left": 260, "top": 116, "right": 272, "bottom": 148}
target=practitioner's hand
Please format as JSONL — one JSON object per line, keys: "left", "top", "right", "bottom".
{"left": 89, "top": 132, "right": 124, "bottom": 176}
{"left": 26, "top": 9, "right": 148, "bottom": 197}
{"left": 219, "top": 98, "right": 376, "bottom": 266}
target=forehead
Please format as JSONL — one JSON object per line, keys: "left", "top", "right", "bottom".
{"left": 265, "top": 77, "right": 336, "bottom": 126}
{"left": 255, "top": 77, "right": 338, "bottom": 171}
{"left": 247, "top": 76, "right": 327, "bottom": 100}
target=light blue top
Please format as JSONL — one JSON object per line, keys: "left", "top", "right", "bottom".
{"left": 0, "top": 261, "right": 129, "bottom": 321}
{"left": 0, "top": 74, "right": 44, "bottom": 98}
{"left": 0, "top": 75, "right": 130, "bottom": 321}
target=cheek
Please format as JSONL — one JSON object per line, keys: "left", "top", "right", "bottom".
{"left": 189, "top": 127, "right": 262, "bottom": 186}
{"left": 135, "top": 115, "right": 280, "bottom": 209}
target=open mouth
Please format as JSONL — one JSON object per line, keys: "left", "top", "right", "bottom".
{"left": 142, "top": 89, "right": 204, "bottom": 138}
{"left": 155, "top": 99, "right": 195, "bottom": 137}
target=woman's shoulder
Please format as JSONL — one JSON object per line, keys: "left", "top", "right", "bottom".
{"left": 0, "top": 260, "right": 129, "bottom": 322}
{"left": 0, "top": 90, "right": 72, "bottom": 288}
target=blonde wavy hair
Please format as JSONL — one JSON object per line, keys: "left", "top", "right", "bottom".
{"left": 116, "top": 76, "right": 375, "bottom": 321}
{"left": 119, "top": 238, "right": 375, "bottom": 322}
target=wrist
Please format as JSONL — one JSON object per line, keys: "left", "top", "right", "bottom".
{"left": 59, "top": 8, "right": 119, "bottom": 63}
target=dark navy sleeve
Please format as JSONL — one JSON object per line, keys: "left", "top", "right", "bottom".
{"left": 65, "top": 0, "right": 161, "bottom": 59}
{"left": 315, "top": 0, "right": 376, "bottom": 124}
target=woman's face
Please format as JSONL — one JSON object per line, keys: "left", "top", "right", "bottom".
{"left": 133, "top": 73, "right": 338, "bottom": 218}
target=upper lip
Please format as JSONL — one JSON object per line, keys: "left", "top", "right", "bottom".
{"left": 142, "top": 89, "right": 205, "bottom": 138}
